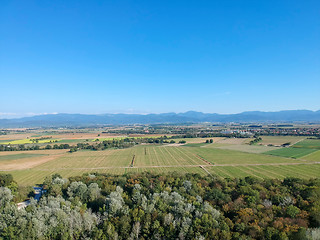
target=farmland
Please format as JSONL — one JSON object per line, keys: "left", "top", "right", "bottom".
{"left": 0, "top": 129, "right": 319, "bottom": 186}
{"left": 264, "top": 147, "right": 318, "bottom": 158}
{"left": 304, "top": 150, "right": 320, "bottom": 162}
{"left": 258, "top": 136, "right": 306, "bottom": 146}
{"left": 293, "top": 138, "right": 320, "bottom": 149}
{"left": 204, "top": 143, "right": 277, "bottom": 153}
{"left": 0, "top": 142, "right": 318, "bottom": 186}
{"left": 0, "top": 153, "right": 48, "bottom": 161}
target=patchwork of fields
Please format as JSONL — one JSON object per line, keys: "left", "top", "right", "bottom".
{"left": 1, "top": 136, "right": 320, "bottom": 186}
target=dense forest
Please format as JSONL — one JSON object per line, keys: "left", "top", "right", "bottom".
{"left": 1, "top": 172, "right": 320, "bottom": 239}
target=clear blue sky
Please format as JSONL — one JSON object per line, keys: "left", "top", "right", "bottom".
{"left": 0, "top": 0, "right": 319, "bottom": 118}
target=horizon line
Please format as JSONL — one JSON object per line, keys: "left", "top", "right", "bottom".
{"left": 0, "top": 109, "right": 319, "bottom": 120}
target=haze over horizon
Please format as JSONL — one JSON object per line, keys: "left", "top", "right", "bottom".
{"left": 1, "top": 0, "right": 319, "bottom": 116}
{"left": 0, "top": 109, "right": 320, "bottom": 120}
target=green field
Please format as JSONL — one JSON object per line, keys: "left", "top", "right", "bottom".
{"left": 293, "top": 139, "right": 320, "bottom": 149}
{"left": 264, "top": 147, "right": 318, "bottom": 158}
{"left": 259, "top": 136, "right": 306, "bottom": 146}
{"left": 5, "top": 162, "right": 320, "bottom": 186}
{"left": 303, "top": 150, "right": 320, "bottom": 162}
{"left": 0, "top": 153, "right": 48, "bottom": 161}
{"left": 182, "top": 143, "right": 208, "bottom": 147}
{"left": 1, "top": 139, "right": 320, "bottom": 186}
{"left": 182, "top": 146, "right": 303, "bottom": 165}
{"left": 205, "top": 143, "right": 277, "bottom": 153}
{"left": 205, "top": 164, "right": 320, "bottom": 179}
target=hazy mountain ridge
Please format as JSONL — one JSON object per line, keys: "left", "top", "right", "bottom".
{"left": 0, "top": 110, "right": 320, "bottom": 127}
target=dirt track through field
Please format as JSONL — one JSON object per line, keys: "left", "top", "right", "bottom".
{"left": 199, "top": 166, "right": 212, "bottom": 176}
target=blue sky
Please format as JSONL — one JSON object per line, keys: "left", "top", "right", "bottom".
{"left": 0, "top": 0, "right": 319, "bottom": 118}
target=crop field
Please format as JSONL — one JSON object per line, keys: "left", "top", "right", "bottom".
{"left": 0, "top": 153, "right": 48, "bottom": 161}
{"left": 259, "top": 136, "right": 306, "bottom": 146}
{"left": 215, "top": 138, "right": 251, "bottom": 145}
{"left": 293, "top": 139, "right": 320, "bottom": 149}
{"left": 205, "top": 164, "right": 320, "bottom": 179}
{"left": 0, "top": 150, "right": 68, "bottom": 170}
{"left": 303, "top": 150, "right": 320, "bottom": 162}
{"left": 264, "top": 147, "right": 318, "bottom": 158}
{"left": 204, "top": 143, "right": 277, "bottom": 154}
{"left": 182, "top": 143, "right": 208, "bottom": 147}
{"left": 181, "top": 146, "right": 305, "bottom": 165}
{"left": 1, "top": 136, "right": 320, "bottom": 186}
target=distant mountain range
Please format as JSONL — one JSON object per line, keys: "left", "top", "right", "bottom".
{"left": 0, "top": 110, "right": 320, "bottom": 128}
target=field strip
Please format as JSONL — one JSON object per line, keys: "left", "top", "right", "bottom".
{"left": 156, "top": 146, "right": 172, "bottom": 165}
{"left": 284, "top": 164, "right": 320, "bottom": 178}
{"left": 144, "top": 147, "right": 152, "bottom": 165}
{"left": 2, "top": 162, "right": 320, "bottom": 172}
{"left": 95, "top": 150, "right": 115, "bottom": 167}
{"left": 162, "top": 147, "right": 181, "bottom": 165}
{"left": 293, "top": 137, "right": 307, "bottom": 146}
{"left": 179, "top": 146, "right": 215, "bottom": 165}
{"left": 224, "top": 166, "right": 260, "bottom": 178}
{"left": 0, "top": 152, "right": 67, "bottom": 170}
{"left": 199, "top": 166, "right": 212, "bottom": 176}
{"left": 220, "top": 166, "right": 254, "bottom": 178}
{"left": 244, "top": 166, "right": 276, "bottom": 178}
{"left": 277, "top": 164, "right": 316, "bottom": 178}
{"left": 205, "top": 166, "right": 230, "bottom": 177}
{"left": 233, "top": 166, "right": 264, "bottom": 179}
{"left": 157, "top": 146, "right": 172, "bottom": 165}
{"left": 164, "top": 147, "right": 186, "bottom": 164}
{"left": 172, "top": 147, "right": 203, "bottom": 165}
{"left": 250, "top": 165, "right": 286, "bottom": 178}
{"left": 284, "top": 164, "right": 320, "bottom": 176}
{"left": 275, "top": 165, "right": 311, "bottom": 178}
{"left": 243, "top": 166, "right": 273, "bottom": 179}
{"left": 17, "top": 170, "right": 55, "bottom": 184}
{"left": 227, "top": 166, "right": 255, "bottom": 178}
{"left": 151, "top": 147, "right": 162, "bottom": 166}
{"left": 300, "top": 150, "right": 320, "bottom": 160}
{"left": 214, "top": 167, "right": 234, "bottom": 178}
{"left": 162, "top": 148, "right": 181, "bottom": 165}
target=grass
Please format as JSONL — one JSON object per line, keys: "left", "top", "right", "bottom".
{"left": 9, "top": 163, "right": 320, "bottom": 186}
{"left": 259, "top": 136, "right": 306, "bottom": 146}
{"left": 33, "top": 146, "right": 205, "bottom": 170}
{"left": 183, "top": 143, "right": 208, "bottom": 147}
{"left": 293, "top": 139, "right": 320, "bottom": 149}
{"left": 182, "top": 146, "right": 305, "bottom": 165}
{"left": 264, "top": 147, "right": 318, "bottom": 158}
{"left": 205, "top": 164, "right": 320, "bottom": 179}
{"left": 205, "top": 143, "right": 277, "bottom": 154}
{"left": 303, "top": 150, "right": 320, "bottom": 162}
{"left": 214, "top": 138, "right": 252, "bottom": 145}
{"left": 0, "top": 153, "right": 48, "bottom": 161}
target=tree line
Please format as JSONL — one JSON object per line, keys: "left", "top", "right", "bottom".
{"left": 0, "top": 172, "right": 320, "bottom": 239}
{"left": 0, "top": 137, "right": 182, "bottom": 152}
